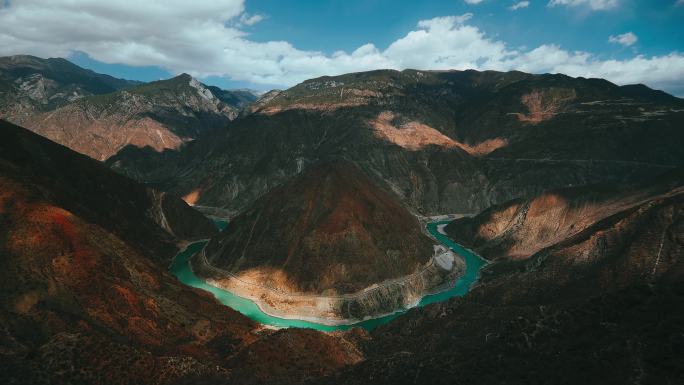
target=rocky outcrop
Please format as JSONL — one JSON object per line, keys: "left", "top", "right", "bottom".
{"left": 193, "top": 244, "right": 463, "bottom": 324}
{"left": 0, "top": 55, "right": 139, "bottom": 124}
{"left": 194, "top": 160, "right": 464, "bottom": 322}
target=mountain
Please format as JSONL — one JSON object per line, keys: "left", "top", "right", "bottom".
{"left": 0, "top": 119, "right": 364, "bottom": 385}
{"left": 108, "top": 69, "right": 684, "bottom": 214}
{"left": 444, "top": 171, "right": 684, "bottom": 262}
{"left": 316, "top": 170, "right": 684, "bottom": 385}
{"left": 0, "top": 55, "right": 260, "bottom": 161}
{"left": 0, "top": 118, "right": 246, "bottom": 382}
{"left": 20, "top": 73, "right": 248, "bottom": 160}
{"left": 195, "top": 160, "right": 463, "bottom": 322}
{"left": 0, "top": 55, "right": 139, "bottom": 124}
{"left": 206, "top": 86, "right": 261, "bottom": 109}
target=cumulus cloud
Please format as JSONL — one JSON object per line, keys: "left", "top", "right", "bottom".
{"left": 548, "top": 0, "right": 619, "bottom": 10}
{"left": 0, "top": 0, "right": 682, "bottom": 95}
{"left": 609, "top": 32, "right": 638, "bottom": 47}
{"left": 510, "top": 1, "right": 530, "bottom": 10}
{"left": 464, "top": 0, "right": 484, "bottom": 4}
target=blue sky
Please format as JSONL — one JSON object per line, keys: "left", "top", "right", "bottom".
{"left": 2, "top": 0, "right": 683, "bottom": 95}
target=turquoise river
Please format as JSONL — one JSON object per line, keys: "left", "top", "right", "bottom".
{"left": 169, "top": 220, "right": 487, "bottom": 331}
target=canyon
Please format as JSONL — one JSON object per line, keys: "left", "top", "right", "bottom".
{"left": 0, "top": 55, "right": 683, "bottom": 385}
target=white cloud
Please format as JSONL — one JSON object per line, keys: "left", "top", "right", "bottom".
{"left": 239, "top": 13, "right": 264, "bottom": 26}
{"left": 0, "top": 1, "right": 682, "bottom": 95}
{"left": 464, "top": 0, "right": 484, "bottom": 4}
{"left": 676, "top": 0, "right": 684, "bottom": 6}
{"left": 548, "top": 0, "right": 619, "bottom": 10}
{"left": 609, "top": 32, "right": 638, "bottom": 47}
{"left": 510, "top": 1, "right": 530, "bottom": 10}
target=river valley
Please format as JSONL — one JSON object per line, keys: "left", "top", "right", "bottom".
{"left": 169, "top": 220, "right": 487, "bottom": 331}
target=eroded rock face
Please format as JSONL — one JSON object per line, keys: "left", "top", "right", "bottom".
{"left": 514, "top": 88, "right": 576, "bottom": 123}
{"left": 195, "top": 160, "right": 464, "bottom": 322}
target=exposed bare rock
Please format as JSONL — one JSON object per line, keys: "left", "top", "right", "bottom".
{"left": 0, "top": 55, "right": 139, "bottom": 124}
{"left": 514, "top": 88, "right": 576, "bottom": 123}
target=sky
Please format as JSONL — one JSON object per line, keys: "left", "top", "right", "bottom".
{"left": 1, "top": 0, "right": 683, "bottom": 95}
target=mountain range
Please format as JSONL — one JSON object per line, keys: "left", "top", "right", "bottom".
{"left": 0, "top": 55, "right": 682, "bottom": 385}
{"left": 0, "top": 55, "right": 259, "bottom": 161}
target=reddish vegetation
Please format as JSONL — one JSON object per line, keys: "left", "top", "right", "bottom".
{"left": 227, "top": 329, "right": 366, "bottom": 383}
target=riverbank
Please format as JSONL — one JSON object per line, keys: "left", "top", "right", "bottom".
{"left": 169, "top": 220, "right": 487, "bottom": 331}
{"left": 191, "top": 243, "right": 465, "bottom": 325}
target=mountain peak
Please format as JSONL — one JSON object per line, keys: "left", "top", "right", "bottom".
{"left": 175, "top": 72, "right": 193, "bottom": 81}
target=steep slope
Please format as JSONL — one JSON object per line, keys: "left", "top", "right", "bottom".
{"left": 21, "top": 74, "right": 244, "bottom": 161}
{"left": 109, "top": 69, "right": 684, "bottom": 214}
{"left": 0, "top": 119, "right": 250, "bottom": 383}
{"left": 0, "top": 120, "right": 363, "bottom": 385}
{"left": 0, "top": 55, "right": 139, "bottom": 124}
{"left": 444, "top": 170, "right": 684, "bottom": 261}
{"left": 194, "top": 160, "right": 463, "bottom": 322}
{"left": 0, "top": 119, "right": 217, "bottom": 264}
{"left": 318, "top": 170, "right": 684, "bottom": 385}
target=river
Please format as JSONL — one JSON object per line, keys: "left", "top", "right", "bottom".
{"left": 168, "top": 220, "right": 487, "bottom": 331}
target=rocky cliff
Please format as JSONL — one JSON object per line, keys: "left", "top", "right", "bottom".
{"left": 444, "top": 170, "right": 684, "bottom": 262}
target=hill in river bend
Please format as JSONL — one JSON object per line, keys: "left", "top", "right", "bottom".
{"left": 194, "top": 160, "right": 464, "bottom": 323}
